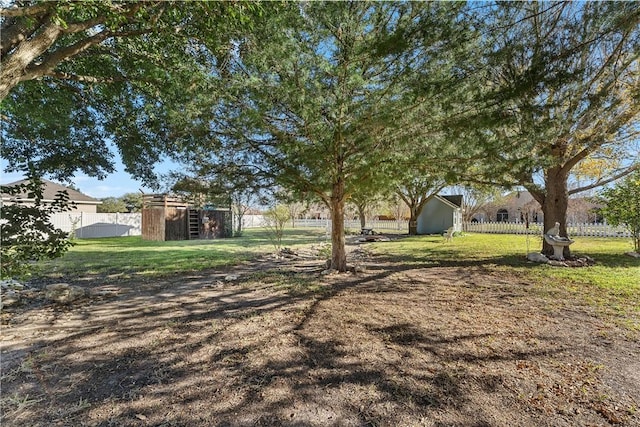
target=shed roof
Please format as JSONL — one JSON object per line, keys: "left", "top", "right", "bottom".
{"left": 1, "top": 179, "right": 100, "bottom": 204}
{"left": 439, "top": 195, "right": 463, "bottom": 208}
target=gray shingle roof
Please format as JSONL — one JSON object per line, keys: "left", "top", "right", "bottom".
{"left": 1, "top": 179, "right": 100, "bottom": 204}
{"left": 440, "top": 195, "right": 463, "bottom": 208}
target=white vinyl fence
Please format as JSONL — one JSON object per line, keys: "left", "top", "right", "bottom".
{"left": 241, "top": 216, "right": 408, "bottom": 232}
{"left": 47, "top": 213, "right": 631, "bottom": 239}
{"left": 463, "top": 221, "right": 632, "bottom": 238}
{"left": 252, "top": 217, "right": 632, "bottom": 238}
{"left": 291, "top": 218, "right": 409, "bottom": 232}
{"left": 50, "top": 212, "right": 141, "bottom": 238}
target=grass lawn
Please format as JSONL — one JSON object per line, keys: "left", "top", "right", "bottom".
{"left": 371, "top": 232, "right": 638, "bottom": 291}
{"left": 35, "top": 228, "right": 638, "bottom": 319}
{"left": 37, "top": 228, "right": 638, "bottom": 292}
{"left": 35, "top": 227, "right": 329, "bottom": 279}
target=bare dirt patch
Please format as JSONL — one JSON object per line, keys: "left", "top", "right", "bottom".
{"left": 2, "top": 242, "right": 638, "bottom": 426}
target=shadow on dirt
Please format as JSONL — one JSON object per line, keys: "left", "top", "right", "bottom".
{"left": 1, "top": 252, "right": 637, "bottom": 427}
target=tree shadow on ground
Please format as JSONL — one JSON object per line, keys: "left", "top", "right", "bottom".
{"left": 1, "top": 255, "right": 636, "bottom": 427}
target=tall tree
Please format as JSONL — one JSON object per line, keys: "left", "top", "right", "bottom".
{"left": 459, "top": 1, "right": 640, "bottom": 256}
{"left": 186, "top": 2, "right": 469, "bottom": 271}
{"left": 396, "top": 175, "right": 446, "bottom": 235}
{"left": 350, "top": 190, "right": 387, "bottom": 230}
{"left": 1, "top": 0, "right": 260, "bottom": 183}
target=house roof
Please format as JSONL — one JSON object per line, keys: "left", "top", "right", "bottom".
{"left": 1, "top": 179, "right": 101, "bottom": 204}
{"left": 503, "top": 191, "right": 537, "bottom": 209}
{"left": 439, "top": 195, "right": 463, "bottom": 208}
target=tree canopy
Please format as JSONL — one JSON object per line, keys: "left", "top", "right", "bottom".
{"left": 1, "top": 0, "right": 261, "bottom": 184}
{"left": 2, "top": 1, "right": 638, "bottom": 273}
{"left": 454, "top": 1, "right": 640, "bottom": 256}
{"left": 162, "top": 1, "right": 471, "bottom": 270}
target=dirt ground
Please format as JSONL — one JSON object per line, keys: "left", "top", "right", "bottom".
{"left": 1, "top": 239, "right": 639, "bottom": 427}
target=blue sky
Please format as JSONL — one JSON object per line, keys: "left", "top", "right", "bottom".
{"left": 0, "top": 157, "right": 175, "bottom": 199}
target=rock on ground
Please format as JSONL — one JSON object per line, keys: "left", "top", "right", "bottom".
{"left": 44, "top": 283, "right": 86, "bottom": 304}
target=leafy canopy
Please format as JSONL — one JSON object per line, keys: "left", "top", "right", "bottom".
{"left": 1, "top": 0, "right": 262, "bottom": 185}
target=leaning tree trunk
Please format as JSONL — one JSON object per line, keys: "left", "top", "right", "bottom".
{"left": 408, "top": 207, "right": 419, "bottom": 235}
{"left": 329, "top": 178, "right": 348, "bottom": 272}
{"left": 541, "top": 168, "right": 571, "bottom": 258}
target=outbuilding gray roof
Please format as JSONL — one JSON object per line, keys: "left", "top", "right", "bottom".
{"left": 440, "top": 195, "right": 463, "bottom": 208}
{"left": 1, "top": 179, "right": 100, "bottom": 204}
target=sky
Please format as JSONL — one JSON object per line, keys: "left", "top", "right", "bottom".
{"left": 0, "top": 157, "right": 177, "bottom": 199}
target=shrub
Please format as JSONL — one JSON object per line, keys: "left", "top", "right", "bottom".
{"left": 1, "top": 177, "right": 73, "bottom": 278}
{"left": 596, "top": 171, "right": 640, "bottom": 253}
{"left": 263, "top": 205, "right": 290, "bottom": 251}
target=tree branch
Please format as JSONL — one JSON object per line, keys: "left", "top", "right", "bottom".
{"left": 44, "top": 71, "right": 128, "bottom": 84}
{"left": 568, "top": 163, "right": 640, "bottom": 195}
{"left": 22, "top": 29, "right": 112, "bottom": 80}
{"left": 0, "top": 3, "right": 53, "bottom": 18}
{"left": 1, "top": 13, "right": 52, "bottom": 57}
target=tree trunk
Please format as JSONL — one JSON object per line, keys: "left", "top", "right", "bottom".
{"left": 329, "top": 179, "right": 347, "bottom": 272}
{"left": 357, "top": 205, "right": 366, "bottom": 229}
{"left": 235, "top": 213, "right": 243, "bottom": 234}
{"left": 407, "top": 203, "right": 423, "bottom": 235}
{"left": 541, "top": 167, "right": 570, "bottom": 258}
{"left": 408, "top": 209, "right": 418, "bottom": 235}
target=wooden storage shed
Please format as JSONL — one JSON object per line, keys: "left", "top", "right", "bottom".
{"left": 141, "top": 194, "right": 232, "bottom": 241}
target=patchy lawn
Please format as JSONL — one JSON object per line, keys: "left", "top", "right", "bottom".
{"left": 2, "top": 233, "right": 638, "bottom": 426}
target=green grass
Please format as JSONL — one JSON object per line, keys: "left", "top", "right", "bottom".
{"left": 34, "top": 229, "right": 638, "bottom": 324}
{"left": 370, "top": 233, "right": 640, "bottom": 326}
{"left": 370, "top": 233, "right": 638, "bottom": 290}
{"left": 35, "top": 227, "right": 328, "bottom": 279}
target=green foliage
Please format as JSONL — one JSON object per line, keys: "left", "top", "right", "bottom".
{"left": 396, "top": 174, "right": 447, "bottom": 234}
{"left": 97, "top": 193, "right": 143, "bottom": 213}
{"left": 0, "top": 176, "right": 73, "bottom": 279}
{"left": 96, "top": 197, "right": 126, "bottom": 213}
{"left": 452, "top": 1, "right": 640, "bottom": 244}
{"left": 597, "top": 172, "right": 640, "bottom": 252}
{"left": 1, "top": 1, "right": 264, "bottom": 185}
{"left": 120, "top": 193, "right": 143, "bottom": 212}
{"left": 168, "top": 1, "right": 471, "bottom": 270}
{"left": 263, "top": 205, "right": 291, "bottom": 252}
